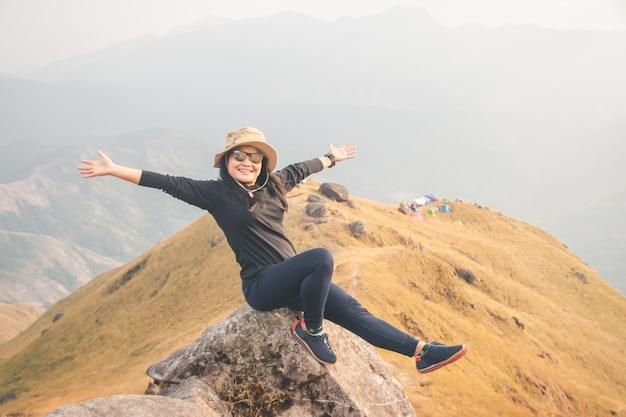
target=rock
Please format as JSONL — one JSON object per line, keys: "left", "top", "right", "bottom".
{"left": 574, "top": 271, "right": 588, "bottom": 283}
{"left": 512, "top": 317, "right": 525, "bottom": 330}
{"left": 148, "top": 305, "right": 415, "bottom": 417}
{"left": 210, "top": 235, "right": 225, "bottom": 247}
{"left": 43, "top": 306, "right": 415, "bottom": 417}
{"left": 306, "top": 202, "right": 326, "bottom": 218}
{"left": 319, "top": 183, "right": 349, "bottom": 202}
{"left": 455, "top": 268, "right": 475, "bottom": 285}
{"left": 307, "top": 194, "right": 324, "bottom": 203}
{"left": 160, "top": 377, "right": 233, "bottom": 416}
{"left": 42, "top": 393, "right": 226, "bottom": 417}
{"left": 0, "top": 390, "right": 16, "bottom": 404}
{"left": 349, "top": 221, "right": 367, "bottom": 238}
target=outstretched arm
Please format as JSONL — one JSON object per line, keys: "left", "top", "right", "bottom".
{"left": 78, "top": 150, "right": 142, "bottom": 184}
{"left": 319, "top": 142, "right": 357, "bottom": 168}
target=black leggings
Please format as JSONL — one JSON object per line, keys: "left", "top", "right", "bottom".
{"left": 243, "top": 248, "right": 419, "bottom": 357}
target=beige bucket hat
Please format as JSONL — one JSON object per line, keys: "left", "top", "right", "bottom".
{"left": 213, "top": 127, "right": 278, "bottom": 172}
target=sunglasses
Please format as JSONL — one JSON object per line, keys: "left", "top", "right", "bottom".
{"left": 231, "top": 149, "right": 265, "bottom": 164}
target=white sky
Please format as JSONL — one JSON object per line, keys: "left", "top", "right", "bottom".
{"left": 0, "top": 0, "right": 625, "bottom": 74}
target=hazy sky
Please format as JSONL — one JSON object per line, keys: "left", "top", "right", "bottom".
{"left": 0, "top": 0, "right": 625, "bottom": 74}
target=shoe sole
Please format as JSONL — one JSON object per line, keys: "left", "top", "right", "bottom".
{"left": 291, "top": 320, "right": 336, "bottom": 365}
{"left": 417, "top": 345, "right": 468, "bottom": 374}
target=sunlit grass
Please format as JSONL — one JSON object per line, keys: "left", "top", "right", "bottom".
{"left": 1, "top": 180, "right": 625, "bottom": 416}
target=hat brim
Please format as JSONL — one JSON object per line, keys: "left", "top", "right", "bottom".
{"left": 214, "top": 141, "right": 278, "bottom": 172}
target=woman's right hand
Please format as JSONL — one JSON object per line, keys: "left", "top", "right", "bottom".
{"left": 78, "top": 150, "right": 114, "bottom": 178}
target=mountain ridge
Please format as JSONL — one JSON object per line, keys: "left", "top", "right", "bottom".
{"left": 1, "top": 7, "right": 625, "bottom": 301}
{"left": 0, "top": 131, "right": 209, "bottom": 307}
{"left": 1, "top": 179, "right": 624, "bottom": 416}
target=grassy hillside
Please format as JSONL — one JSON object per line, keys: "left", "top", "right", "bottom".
{"left": 1, "top": 180, "right": 624, "bottom": 417}
{"left": 0, "top": 303, "right": 45, "bottom": 345}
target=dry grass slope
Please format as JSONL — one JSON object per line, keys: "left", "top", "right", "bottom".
{"left": 1, "top": 180, "right": 625, "bottom": 417}
{"left": 0, "top": 304, "right": 45, "bottom": 346}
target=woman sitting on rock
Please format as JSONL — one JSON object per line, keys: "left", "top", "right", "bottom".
{"left": 79, "top": 127, "right": 467, "bottom": 373}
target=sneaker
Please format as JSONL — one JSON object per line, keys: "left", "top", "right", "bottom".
{"left": 415, "top": 342, "right": 468, "bottom": 373}
{"left": 291, "top": 319, "right": 337, "bottom": 365}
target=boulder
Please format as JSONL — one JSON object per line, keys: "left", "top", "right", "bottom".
{"left": 148, "top": 305, "right": 416, "bottom": 417}
{"left": 319, "top": 183, "right": 349, "bottom": 202}
{"left": 43, "top": 305, "right": 416, "bottom": 417}
{"left": 455, "top": 268, "right": 475, "bottom": 285}
{"left": 307, "top": 194, "right": 324, "bottom": 203}
{"left": 349, "top": 221, "right": 367, "bottom": 238}
{"left": 305, "top": 202, "right": 327, "bottom": 218}
{"left": 43, "top": 392, "right": 225, "bottom": 417}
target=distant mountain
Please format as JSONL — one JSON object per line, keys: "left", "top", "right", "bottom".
{"left": 1, "top": 181, "right": 624, "bottom": 416}
{"left": 6, "top": 7, "right": 624, "bottom": 143}
{"left": 0, "top": 6, "right": 625, "bottom": 301}
{"left": 0, "top": 130, "right": 211, "bottom": 307}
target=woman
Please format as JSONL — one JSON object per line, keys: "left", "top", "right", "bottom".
{"left": 79, "top": 127, "right": 467, "bottom": 373}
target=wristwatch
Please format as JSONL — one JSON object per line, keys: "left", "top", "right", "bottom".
{"left": 324, "top": 153, "right": 336, "bottom": 168}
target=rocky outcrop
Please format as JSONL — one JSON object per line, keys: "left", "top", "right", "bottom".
{"left": 305, "top": 201, "right": 326, "bottom": 218}
{"left": 44, "top": 305, "right": 416, "bottom": 417}
{"left": 319, "top": 183, "right": 349, "bottom": 202}
{"left": 348, "top": 221, "right": 367, "bottom": 238}
{"left": 43, "top": 392, "right": 224, "bottom": 417}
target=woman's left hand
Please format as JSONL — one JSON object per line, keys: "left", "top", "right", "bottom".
{"left": 329, "top": 142, "right": 357, "bottom": 162}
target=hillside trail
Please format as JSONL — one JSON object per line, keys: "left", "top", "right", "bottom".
{"left": 332, "top": 245, "right": 413, "bottom": 296}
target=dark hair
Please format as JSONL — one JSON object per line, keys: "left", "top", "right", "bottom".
{"left": 219, "top": 154, "right": 288, "bottom": 211}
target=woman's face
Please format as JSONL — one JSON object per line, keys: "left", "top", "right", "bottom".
{"left": 227, "top": 145, "right": 264, "bottom": 186}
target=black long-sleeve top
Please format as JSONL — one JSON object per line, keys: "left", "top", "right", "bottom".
{"left": 139, "top": 158, "right": 324, "bottom": 288}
